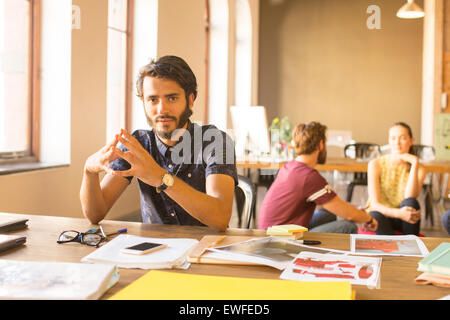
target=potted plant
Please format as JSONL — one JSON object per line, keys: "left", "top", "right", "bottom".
{"left": 269, "top": 117, "right": 292, "bottom": 157}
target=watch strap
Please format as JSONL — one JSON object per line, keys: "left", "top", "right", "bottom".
{"left": 156, "top": 172, "right": 173, "bottom": 193}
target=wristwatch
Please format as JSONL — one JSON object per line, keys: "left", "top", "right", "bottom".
{"left": 156, "top": 172, "right": 174, "bottom": 193}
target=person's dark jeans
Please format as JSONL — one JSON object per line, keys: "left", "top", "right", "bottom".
{"left": 308, "top": 209, "right": 358, "bottom": 234}
{"left": 443, "top": 210, "right": 450, "bottom": 235}
{"left": 369, "top": 198, "right": 421, "bottom": 236}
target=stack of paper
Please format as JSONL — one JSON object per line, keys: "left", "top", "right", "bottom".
{"left": 81, "top": 234, "right": 198, "bottom": 269}
{"left": 109, "top": 270, "right": 355, "bottom": 300}
{"left": 0, "top": 259, "right": 119, "bottom": 300}
{"left": 266, "top": 224, "right": 308, "bottom": 240}
{"left": 415, "top": 242, "right": 450, "bottom": 288}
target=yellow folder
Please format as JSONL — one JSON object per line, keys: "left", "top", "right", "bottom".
{"left": 109, "top": 270, "right": 354, "bottom": 300}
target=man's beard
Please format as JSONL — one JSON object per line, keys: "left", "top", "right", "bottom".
{"left": 146, "top": 104, "right": 193, "bottom": 140}
{"left": 317, "top": 148, "right": 327, "bottom": 164}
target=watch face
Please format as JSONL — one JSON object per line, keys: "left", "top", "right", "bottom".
{"left": 162, "top": 173, "right": 174, "bottom": 186}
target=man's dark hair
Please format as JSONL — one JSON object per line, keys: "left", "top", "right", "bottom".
{"left": 136, "top": 55, "right": 198, "bottom": 102}
{"left": 292, "top": 121, "right": 327, "bottom": 155}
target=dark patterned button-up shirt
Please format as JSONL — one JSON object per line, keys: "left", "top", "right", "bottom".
{"left": 110, "top": 121, "right": 238, "bottom": 226}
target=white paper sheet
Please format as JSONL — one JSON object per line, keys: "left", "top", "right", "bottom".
{"left": 81, "top": 234, "right": 198, "bottom": 269}
{"left": 350, "top": 234, "right": 429, "bottom": 257}
{"left": 280, "top": 251, "right": 382, "bottom": 289}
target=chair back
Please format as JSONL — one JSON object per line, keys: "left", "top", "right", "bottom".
{"left": 236, "top": 175, "right": 257, "bottom": 229}
{"left": 343, "top": 143, "right": 380, "bottom": 198}
{"left": 344, "top": 143, "right": 381, "bottom": 160}
{"left": 411, "top": 144, "right": 435, "bottom": 161}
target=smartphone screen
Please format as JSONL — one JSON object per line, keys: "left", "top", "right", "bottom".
{"left": 121, "top": 242, "right": 167, "bottom": 255}
{"left": 125, "top": 242, "right": 162, "bottom": 251}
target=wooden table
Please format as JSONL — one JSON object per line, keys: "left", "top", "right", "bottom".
{"left": 237, "top": 157, "right": 450, "bottom": 173}
{"left": 1, "top": 212, "right": 449, "bottom": 300}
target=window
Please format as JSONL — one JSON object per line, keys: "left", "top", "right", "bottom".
{"left": 107, "top": 0, "right": 133, "bottom": 142}
{"left": 0, "top": 0, "right": 39, "bottom": 163}
{"left": 107, "top": 0, "right": 158, "bottom": 139}
{"left": 234, "top": 0, "right": 252, "bottom": 107}
{"left": 129, "top": 0, "right": 158, "bottom": 132}
{"left": 206, "top": 0, "right": 257, "bottom": 131}
{"left": 207, "top": 0, "right": 229, "bottom": 131}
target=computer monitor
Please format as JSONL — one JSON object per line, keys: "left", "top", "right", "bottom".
{"left": 230, "top": 106, "right": 271, "bottom": 159}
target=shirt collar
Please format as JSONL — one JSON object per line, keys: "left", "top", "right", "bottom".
{"left": 154, "top": 120, "right": 194, "bottom": 157}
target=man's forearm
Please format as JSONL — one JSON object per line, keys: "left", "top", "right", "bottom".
{"left": 80, "top": 169, "right": 108, "bottom": 224}
{"left": 163, "top": 177, "right": 233, "bottom": 231}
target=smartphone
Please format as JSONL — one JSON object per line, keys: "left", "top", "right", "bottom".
{"left": 121, "top": 242, "right": 168, "bottom": 255}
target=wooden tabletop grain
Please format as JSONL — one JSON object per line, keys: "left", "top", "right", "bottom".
{"left": 0, "top": 212, "right": 449, "bottom": 300}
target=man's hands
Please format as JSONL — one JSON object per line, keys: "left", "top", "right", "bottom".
{"left": 108, "top": 129, "right": 165, "bottom": 186}
{"left": 396, "top": 206, "right": 421, "bottom": 224}
{"left": 84, "top": 129, "right": 164, "bottom": 187}
{"left": 84, "top": 134, "right": 121, "bottom": 174}
{"left": 363, "top": 212, "right": 378, "bottom": 232}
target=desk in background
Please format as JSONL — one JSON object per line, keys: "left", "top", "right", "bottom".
{"left": 237, "top": 157, "right": 450, "bottom": 174}
{"left": 1, "top": 212, "right": 449, "bottom": 300}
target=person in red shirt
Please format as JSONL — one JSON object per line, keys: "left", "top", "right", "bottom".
{"left": 258, "top": 121, "right": 378, "bottom": 233}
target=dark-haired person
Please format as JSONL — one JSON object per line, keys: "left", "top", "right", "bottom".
{"left": 80, "top": 56, "right": 237, "bottom": 231}
{"left": 258, "top": 121, "right": 377, "bottom": 234}
{"left": 366, "top": 122, "right": 427, "bottom": 235}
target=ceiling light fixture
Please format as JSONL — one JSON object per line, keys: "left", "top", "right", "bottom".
{"left": 397, "top": 0, "right": 425, "bottom": 19}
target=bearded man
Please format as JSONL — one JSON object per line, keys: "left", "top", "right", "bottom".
{"left": 80, "top": 56, "right": 237, "bottom": 231}
{"left": 258, "top": 121, "right": 378, "bottom": 234}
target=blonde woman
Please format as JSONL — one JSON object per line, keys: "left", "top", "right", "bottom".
{"left": 367, "top": 122, "right": 427, "bottom": 235}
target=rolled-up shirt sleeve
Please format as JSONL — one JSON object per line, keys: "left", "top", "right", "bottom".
{"left": 203, "top": 129, "right": 238, "bottom": 187}
{"left": 305, "top": 170, "right": 336, "bottom": 205}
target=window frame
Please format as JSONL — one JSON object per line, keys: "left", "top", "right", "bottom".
{"left": 0, "top": 0, "right": 41, "bottom": 165}
{"left": 106, "top": 0, "right": 134, "bottom": 141}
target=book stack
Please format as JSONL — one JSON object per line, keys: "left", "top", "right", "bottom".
{"left": 266, "top": 224, "right": 308, "bottom": 240}
{"left": 415, "top": 242, "right": 450, "bottom": 288}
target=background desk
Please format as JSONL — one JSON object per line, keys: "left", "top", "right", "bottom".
{"left": 237, "top": 157, "right": 450, "bottom": 173}
{"left": 1, "top": 212, "right": 449, "bottom": 300}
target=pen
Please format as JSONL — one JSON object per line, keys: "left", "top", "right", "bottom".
{"left": 106, "top": 228, "right": 127, "bottom": 236}
{"left": 99, "top": 225, "right": 107, "bottom": 238}
{"left": 297, "top": 240, "right": 321, "bottom": 245}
